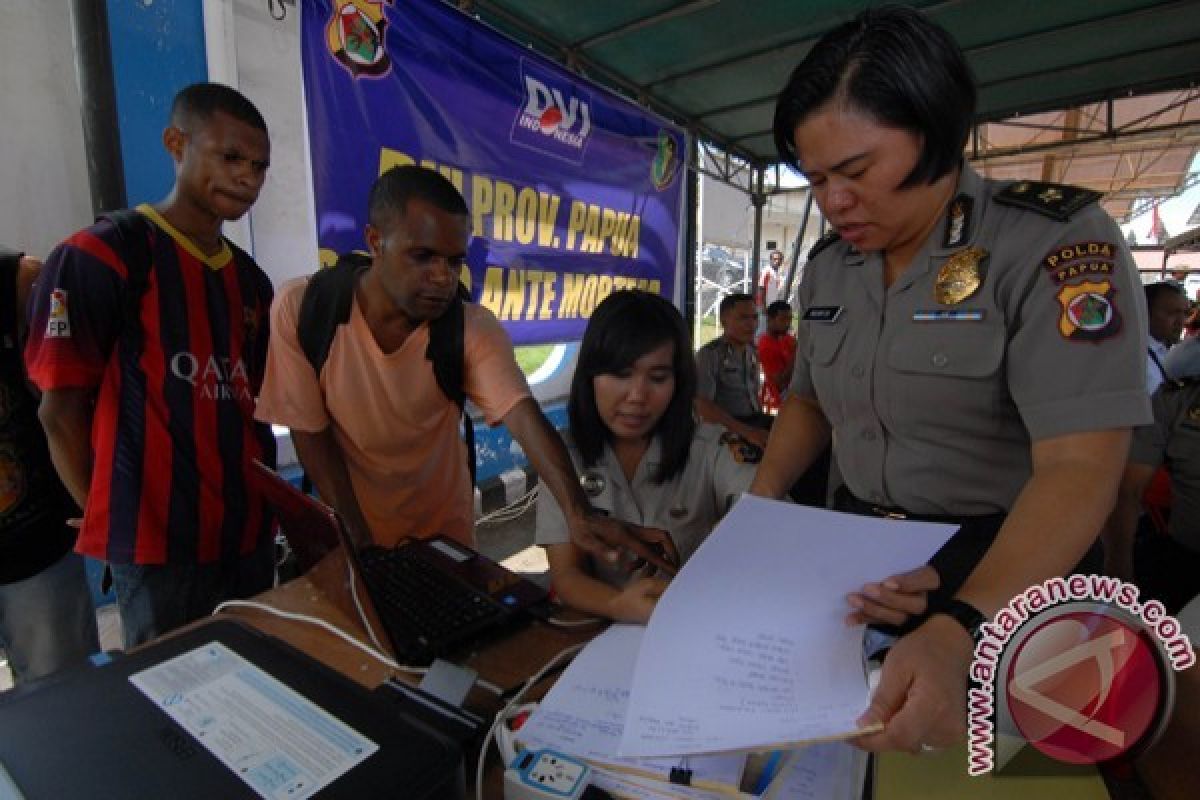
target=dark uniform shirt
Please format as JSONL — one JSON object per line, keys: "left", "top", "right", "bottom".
{"left": 695, "top": 337, "right": 761, "bottom": 420}
{"left": 790, "top": 165, "right": 1151, "bottom": 516}
{"left": 0, "top": 251, "right": 77, "bottom": 584}
{"left": 1129, "top": 378, "right": 1200, "bottom": 553}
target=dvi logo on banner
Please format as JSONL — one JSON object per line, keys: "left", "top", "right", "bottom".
{"left": 511, "top": 58, "right": 592, "bottom": 164}
{"left": 967, "top": 574, "right": 1194, "bottom": 776}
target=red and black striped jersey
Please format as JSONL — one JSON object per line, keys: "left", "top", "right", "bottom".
{"left": 24, "top": 205, "right": 276, "bottom": 566}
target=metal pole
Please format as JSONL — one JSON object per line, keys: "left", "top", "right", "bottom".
{"left": 750, "top": 166, "right": 764, "bottom": 297}
{"left": 69, "top": 0, "right": 126, "bottom": 215}
{"left": 684, "top": 135, "right": 700, "bottom": 335}
{"left": 781, "top": 188, "right": 814, "bottom": 304}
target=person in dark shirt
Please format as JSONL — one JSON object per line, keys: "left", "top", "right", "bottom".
{"left": 0, "top": 246, "right": 98, "bottom": 684}
{"left": 25, "top": 84, "right": 276, "bottom": 648}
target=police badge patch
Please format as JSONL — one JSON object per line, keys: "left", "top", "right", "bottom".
{"left": 1056, "top": 280, "right": 1121, "bottom": 342}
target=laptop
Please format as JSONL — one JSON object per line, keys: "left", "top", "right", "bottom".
{"left": 0, "top": 619, "right": 464, "bottom": 799}
{"left": 249, "top": 460, "right": 548, "bottom": 666}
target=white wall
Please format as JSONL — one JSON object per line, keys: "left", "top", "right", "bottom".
{"left": 0, "top": 0, "right": 93, "bottom": 258}
{"left": 206, "top": 0, "right": 319, "bottom": 287}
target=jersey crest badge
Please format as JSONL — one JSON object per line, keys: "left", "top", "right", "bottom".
{"left": 1056, "top": 280, "right": 1121, "bottom": 341}
{"left": 46, "top": 289, "right": 70, "bottom": 338}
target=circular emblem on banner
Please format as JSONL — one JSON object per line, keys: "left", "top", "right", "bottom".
{"left": 651, "top": 130, "right": 681, "bottom": 190}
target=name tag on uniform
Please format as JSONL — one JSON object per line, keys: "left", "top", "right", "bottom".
{"left": 802, "top": 305, "right": 843, "bottom": 322}
{"left": 912, "top": 309, "right": 985, "bottom": 322}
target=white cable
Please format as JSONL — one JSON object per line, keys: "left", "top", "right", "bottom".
{"left": 345, "top": 557, "right": 389, "bottom": 655}
{"left": 475, "top": 642, "right": 585, "bottom": 800}
{"left": 342, "top": 557, "right": 504, "bottom": 697}
{"left": 211, "top": 599, "right": 426, "bottom": 676}
{"left": 475, "top": 485, "right": 539, "bottom": 525}
{"left": 214, "top": 563, "right": 507, "bottom": 698}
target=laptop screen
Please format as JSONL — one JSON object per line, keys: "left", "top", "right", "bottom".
{"left": 248, "top": 459, "right": 345, "bottom": 575}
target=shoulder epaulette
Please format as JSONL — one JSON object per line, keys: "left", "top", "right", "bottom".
{"left": 993, "top": 181, "right": 1101, "bottom": 222}
{"left": 807, "top": 231, "right": 841, "bottom": 261}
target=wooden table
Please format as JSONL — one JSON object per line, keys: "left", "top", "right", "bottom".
{"left": 218, "top": 552, "right": 598, "bottom": 798}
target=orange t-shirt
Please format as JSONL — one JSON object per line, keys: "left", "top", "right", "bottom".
{"left": 255, "top": 278, "right": 530, "bottom": 546}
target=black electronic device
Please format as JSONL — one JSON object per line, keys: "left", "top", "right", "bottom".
{"left": 250, "top": 460, "right": 548, "bottom": 665}
{"left": 0, "top": 619, "right": 464, "bottom": 799}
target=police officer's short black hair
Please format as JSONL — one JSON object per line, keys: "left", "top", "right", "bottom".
{"left": 569, "top": 291, "right": 697, "bottom": 484}
{"left": 369, "top": 165, "right": 469, "bottom": 229}
{"left": 718, "top": 293, "right": 754, "bottom": 318}
{"left": 1145, "top": 281, "right": 1187, "bottom": 310}
{"left": 773, "top": 5, "right": 975, "bottom": 188}
{"left": 171, "top": 82, "right": 267, "bottom": 134}
{"left": 766, "top": 301, "right": 792, "bottom": 318}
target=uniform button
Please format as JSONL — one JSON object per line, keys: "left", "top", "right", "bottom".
{"left": 851, "top": 364, "right": 865, "bottom": 378}
{"left": 931, "top": 352, "right": 949, "bottom": 368}
{"left": 862, "top": 429, "right": 877, "bottom": 441}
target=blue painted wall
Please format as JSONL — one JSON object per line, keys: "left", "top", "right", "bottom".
{"left": 106, "top": 0, "right": 208, "bottom": 205}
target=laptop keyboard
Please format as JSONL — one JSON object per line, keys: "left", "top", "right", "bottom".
{"left": 358, "top": 546, "right": 503, "bottom": 664}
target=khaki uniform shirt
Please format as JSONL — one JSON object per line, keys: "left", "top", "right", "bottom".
{"left": 535, "top": 424, "right": 756, "bottom": 587}
{"left": 1129, "top": 379, "right": 1200, "bottom": 552}
{"left": 696, "top": 338, "right": 762, "bottom": 419}
{"left": 790, "top": 166, "right": 1151, "bottom": 516}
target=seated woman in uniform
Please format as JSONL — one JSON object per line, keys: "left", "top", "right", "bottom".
{"left": 536, "top": 290, "right": 757, "bottom": 623}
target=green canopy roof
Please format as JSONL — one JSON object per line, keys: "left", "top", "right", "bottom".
{"left": 465, "top": 0, "right": 1200, "bottom": 167}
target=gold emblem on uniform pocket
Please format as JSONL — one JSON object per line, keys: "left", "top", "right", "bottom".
{"left": 935, "top": 247, "right": 988, "bottom": 305}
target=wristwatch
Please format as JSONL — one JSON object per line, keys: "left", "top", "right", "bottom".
{"left": 935, "top": 598, "right": 986, "bottom": 644}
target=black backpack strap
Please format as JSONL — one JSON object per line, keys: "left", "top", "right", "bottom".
{"left": 427, "top": 282, "right": 475, "bottom": 484}
{"left": 297, "top": 252, "right": 371, "bottom": 375}
{"left": 97, "top": 210, "right": 153, "bottom": 349}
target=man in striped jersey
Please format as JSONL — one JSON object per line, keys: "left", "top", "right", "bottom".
{"left": 25, "top": 83, "right": 276, "bottom": 648}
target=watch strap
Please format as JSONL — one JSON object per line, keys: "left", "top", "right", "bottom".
{"left": 936, "top": 598, "right": 986, "bottom": 644}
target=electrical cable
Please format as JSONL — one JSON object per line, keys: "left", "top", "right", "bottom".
{"left": 476, "top": 642, "right": 585, "bottom": 800}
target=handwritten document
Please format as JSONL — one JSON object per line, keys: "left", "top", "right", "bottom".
{"left": 518, "top": 625, "right": 746, "bottom": 789}
{"left": 763, "top": 743, "right": 866, "bottom": 800}
{"left": 619, "top": 496, "right": 956, "bottom": 757}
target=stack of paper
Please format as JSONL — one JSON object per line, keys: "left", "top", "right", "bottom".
{"left": 522, "top": 496, "right": 955, "bottom": 795}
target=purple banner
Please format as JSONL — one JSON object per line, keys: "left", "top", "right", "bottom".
{"left": 301, "top": 0, "right": 686, "bottom": 345}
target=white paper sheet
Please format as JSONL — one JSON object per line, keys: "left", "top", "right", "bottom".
{"left": 763, "top": 743, "right": 867, "bottom": 800}
{"left": 518, "top": 625, "right": 746, "bottom": 789}
{"left": 129, "top": 641, "right": 377, "bottom": 800}
{"left": 619, "top": 496, "right": 957, "bottom": 757}
{"left": 589, "top": 767, "right": 750, "bottom": 799}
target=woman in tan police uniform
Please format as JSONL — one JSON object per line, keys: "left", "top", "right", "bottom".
{"left": 537, "top": 291, "right": 756, "bottom": 623}
{"left": 750, "top": 6, "right": 1150, "bottom": 753}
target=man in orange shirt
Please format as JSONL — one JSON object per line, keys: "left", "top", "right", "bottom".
{"left": 257, "top": 167, "right": 670, "bottom": 568}
{"left": 756, "top": 301, "right": 796, "bottom": 413}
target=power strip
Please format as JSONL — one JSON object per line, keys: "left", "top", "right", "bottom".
{"left": 503, "top": 749, "right": 590, "bottom": 800}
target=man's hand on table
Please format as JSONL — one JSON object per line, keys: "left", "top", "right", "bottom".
{"left": 567, "top": 513, "right": 679, "bottom": 575}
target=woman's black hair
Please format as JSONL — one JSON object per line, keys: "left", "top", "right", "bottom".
{"left": 773, "top": 4, "right": 975, "bottom": 188}
{"left": 568, "top": 290, "right": 697, "bottom": 484}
